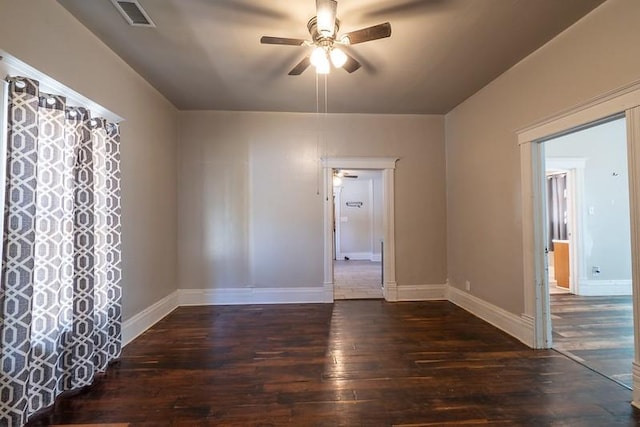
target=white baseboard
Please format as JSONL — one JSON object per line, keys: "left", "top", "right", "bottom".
{"left": 578, "top": 279, "right": 632, "bottom": 296}
{"left": 632, "top": 362, "right": 640, "bottom": 408}
{"left": 339, "top": 252, "right": 372, "bottom": 261}
{"left": 122, "top": 290, "right": 178, "bottom": 346}
{"left": 323, "top": 282, "right": 334, "bottom": 303}
{"left": 447, "top": 286, "right": 534, "bottom": 347}
{"left": 122, "top": 284, "right": 535, "bottom": 350}
{"left": 178, "top": 286, "right": 329, "bottom": 306}
{"left": 384, "top": 281, "right": 398, "bottom": 301}
{"left": 397, "top": 284, "right": 447, "bottom": 301}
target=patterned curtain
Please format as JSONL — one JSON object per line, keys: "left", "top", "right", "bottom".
{"left": 0, "top": 77, "right": 122, "bottom": 426}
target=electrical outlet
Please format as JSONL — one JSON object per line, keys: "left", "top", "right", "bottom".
{"left": 465, "top": 280, "right": 471, "bottom": 291}
{"left": 592, "top": 266, "right": 601, "bottom": 276}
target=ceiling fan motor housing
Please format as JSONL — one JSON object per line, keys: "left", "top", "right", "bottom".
{"left": 307, "top": 16, "right": 340, "bottom": 44}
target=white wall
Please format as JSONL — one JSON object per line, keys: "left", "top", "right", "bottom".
{"left": 445, "top": 0, "right": 640, "bottom": 315}
{"left": 0, "top": 0, "right": 180, "bottom": 320}
{"left": 338, "top": 177, "right": 378, "bottom": 259}
{"left": 546, "top": 118, "right": 631, "bottom": 287}
{"left": 178, "top": 111, "right": 446, "bottom": 292}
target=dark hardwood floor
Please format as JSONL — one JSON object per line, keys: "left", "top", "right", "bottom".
{"left": 551, "top": 293, "right": 634, "bottom": 388}
{"left": 28, "top": 301, "right": 639, "bottom": 426}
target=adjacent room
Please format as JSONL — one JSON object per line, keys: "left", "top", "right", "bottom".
{"left": 1, "top": 0, "right": 640, "bottom": 425}
{"left": 544, "top": 117, "right": 634, "bottom": 388}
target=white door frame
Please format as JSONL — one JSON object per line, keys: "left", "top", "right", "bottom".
{"left": 517, "top": 79, "right": 640, "bottom": 406}
{"left": 322, "top": 157, "right": 398, "bottom": 301}
{"left": 333, "top": 185, "right": 343, "bottom": 260}
{"left": 545, "top": 158, "right": 587, "bottom": 294}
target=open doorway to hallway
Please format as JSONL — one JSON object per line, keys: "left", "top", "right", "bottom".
{"left": 543, "top": 117, "right": 634, "bottom": 388}
{"left": 332, "top": 169, "right": 383, "bottom": 299}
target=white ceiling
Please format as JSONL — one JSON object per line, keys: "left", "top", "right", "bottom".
{"left": 58, "top": 0, "right": 606, "bottom": 114}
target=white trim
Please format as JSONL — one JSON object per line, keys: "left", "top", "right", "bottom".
{"left": 520, "top": 141, "right": 551, "bottom": 348}
{"left": 371, "top": 253, "right": 382, "bottom": 262}
{"left": 339, "top": 252, "right": 374, "bottom": 261}
{"left": 517, "top": 79, "right": 640, "bottom": 143}
{"left": 323, "top": 157, "right": 398, "bottom": 303}
{"left": 577, "top": 280, "right": 632, "bottom": 296}
{"left": 626, "top": 107, "right": 640, "bottom": 408}
{"left": 447, "top": 286, "right": 534, "bottom": 347}
{"left": 0, "top": 51, "right": 123, "bottom": 123}
{"left": 177, "top": 286, "right": 329, "bottom": 306}
{"left": 122, "top": 286, "right": 540, "bottom": 355}
{"left": 368, "top": 178, "right": 375, "bottom": 258}
{"left": 397, "top": 284, "right": 447, "bottom": 301}
{"left": 333, "top": 184, "right": 343, "bottom": 260}
{"left": 382, "top": 168, "right": 397, "bottom": 301}
{"left": 518, "top": 80, "right": 640, "bottom": 402}
{"left": 384, "top": 281, "right": 398, "bottom": 301}
{"left": 322, "top": 282, "right": 334, "bottom": 303}
{"left": 122, "top": 291, "right": 179, "bottom": 346}
{"left": 322, "top": 157, "right": 399, "bottom": 170}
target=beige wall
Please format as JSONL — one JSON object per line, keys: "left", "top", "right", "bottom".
{"left": 0, "top": 0, "right": 179, "bottom": 320}
{"left": 445, "top": 0, "right": 640, "bottom": 314}
{"left": 178, "top": 111, "right": 446, "bottom": 290}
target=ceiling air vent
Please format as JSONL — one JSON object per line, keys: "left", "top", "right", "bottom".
{"left": 111, "top": 0, "right": 156, "bottom": 27}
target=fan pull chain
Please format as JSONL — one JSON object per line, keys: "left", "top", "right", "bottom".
{"left": 324, "top": 73, "right": 328, "bottom": 162}
{"left": 316, "top": 71, "right": 321, "bottom": 196}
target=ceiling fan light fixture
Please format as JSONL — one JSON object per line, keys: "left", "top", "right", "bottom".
{"left": 310, "top": 46, "right": 326, "bottom": 67}
{"left": 339, "top": 35, "right": 351, "bottom": 45}
{"left": 315, "top": 59, "right": 331, "bottom": 74}
{"left": 330, "top": 47, "right": 347, "bottom": 68}
{"left": 316, "top": 0, "right": 337, "bottom": 37}
{"left": 310, "top": 46, "right": 330, "bottom": 73}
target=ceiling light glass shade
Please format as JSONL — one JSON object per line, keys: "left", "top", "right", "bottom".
{"left": 330, "top": 48, "right": 347, "bottom": 68}
{"left": 315, "top": 59, "right": 330, "bottom": 74}
{"left": 316, "top": 0, "right": 337, "bottom": 37}
{"left": 310, "top": 46, "right": 326, "bottom": 67}
{"left": 310, "top": 46, "right": 330, "bottom": 74}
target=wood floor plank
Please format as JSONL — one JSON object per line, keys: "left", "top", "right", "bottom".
{"left": 26, "top": 301, "right": 640, "bottom": 426}
{"left": 551, "top": 293, "right": 634, "bottom": 388}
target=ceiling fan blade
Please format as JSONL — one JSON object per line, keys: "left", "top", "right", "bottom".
{"left": 342, "top": 52, "right": 361, "bottom": 73}
{"left": 342, "top": 22, "right": 391, "bottom": 45}
{"left": 288, "top": 56, "right": 311, "bottom": 75}
{"left": 316, "top": 0, "right": 337, "bottom": 37}
{"left": 260, "top": 36, "right": 306, "bottom": 46}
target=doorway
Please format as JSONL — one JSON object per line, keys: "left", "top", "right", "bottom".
{"left": 540, "top": 117, "right": 634, "bottom": 388}
{"left": 332, "top": 169, "right": 383, "bottom": 299}
{"left": 544, "top": 157, "right": 586, "bottom": 295}
{"left": 518, "top": 83, "right": 640, "bottom": 405}
{"left": 322, "top": 157, "right": 398, "bottom": 302}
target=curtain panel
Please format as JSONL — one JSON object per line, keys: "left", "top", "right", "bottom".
{"left": 0, "top": 77, "right": 122, "bottom": 426}
{"left": 547, "top": 173, "right": 568, "bottom": 251}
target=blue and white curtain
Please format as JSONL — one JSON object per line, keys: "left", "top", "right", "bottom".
{"left": 0, "top": 77, "right": 122, "bottom": 426}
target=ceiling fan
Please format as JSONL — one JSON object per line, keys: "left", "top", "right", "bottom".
{"left": 260, "top": 0, "right": 391, "bottom": 75}
{"left": 333, "top": 169, "right": 358, "bottom": 186}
